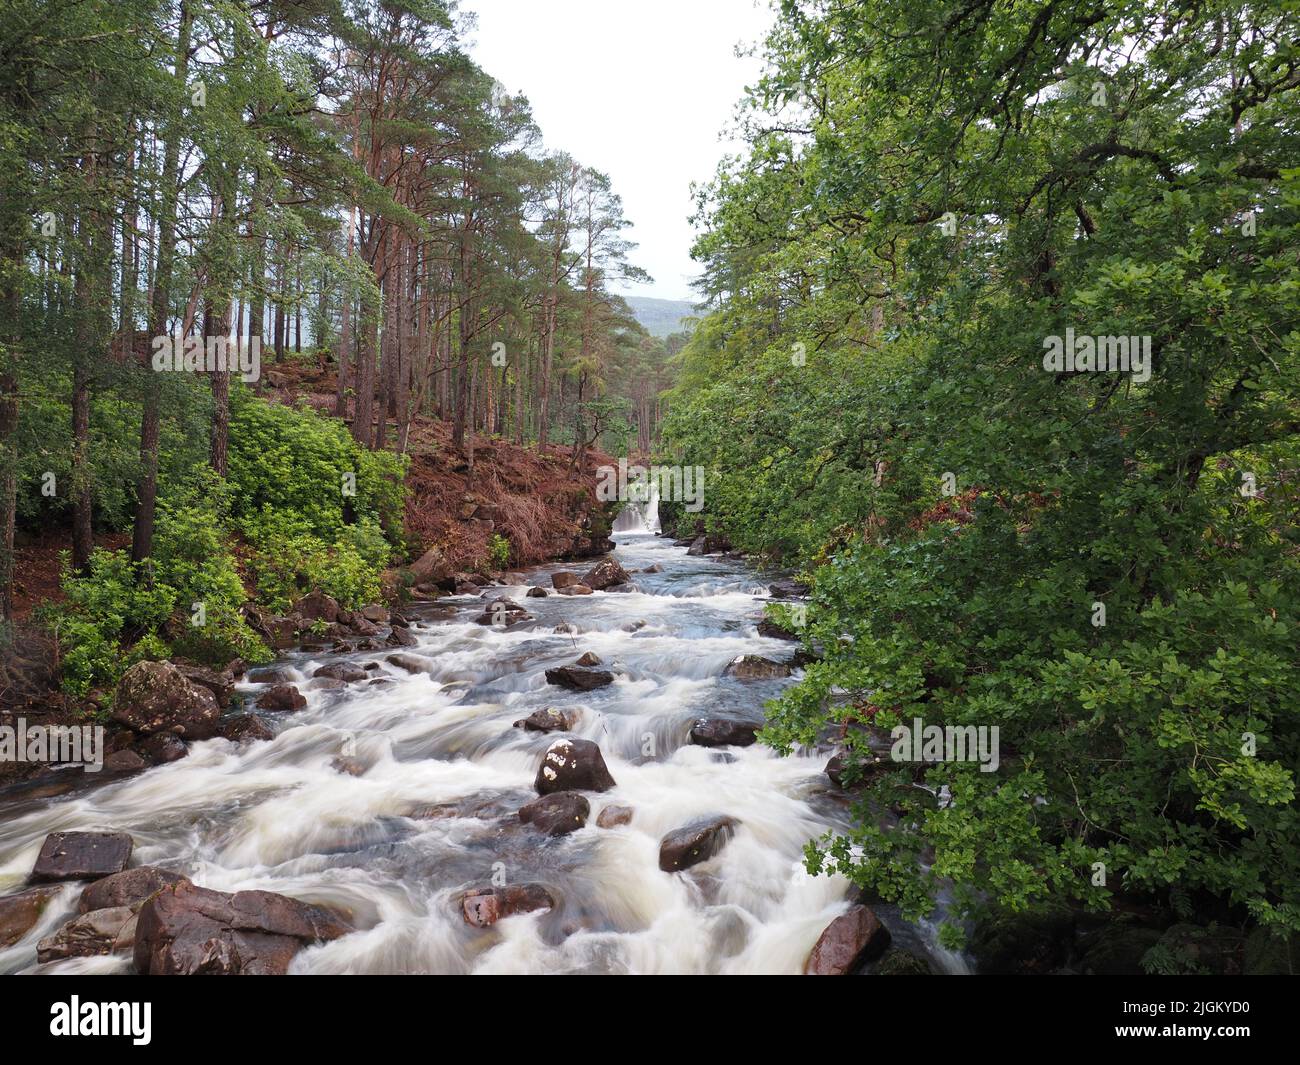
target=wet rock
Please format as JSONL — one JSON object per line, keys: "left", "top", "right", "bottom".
{"left": 553, "top": 623, "right": 576, "bottom": 634}
{"left": 386, "top": 626, "right": 418, "bottom": 648}
{"left": 526, "top": 586, "right": 548, "bottom": 598}
{"left": 386, "top": 653, "right": 431, "bottom": 674}
{"left": 574, "top": 651, "right": 602, "bottom": 667}
{"left": 769, "top": 579, "right": 811, "bottom": 599}
{"left": 460, "top": 884, "right": 555, "bottom": 929}
{"left": 454, "top": 581, "right": 479, "bottom": 595}
{"left": 659, "top": 816, "right": 737, "bottom": 872}
{"left": 37, "top": 906, "right": 137, "bottom": 963}
{"left": 308, "top": 677, "right": 345, "bottom": 690}
{"left": 621, "top": 620, "right": 646, "bottom": 632}
{"left": 805, "top": 905, "right": 892, "bottom": 975}
{"left": 687, "top": 535, "right": 730, "bottom": 556}
{"left": 246, "top": 667, "right": 292, "bottom": 685}
{"left": 757, "top": 619, "right": 799, "bottom": 641}
{"left": 551, "top": 571, "right": 580, "bottom": 590}
{"left": 133, "top": 881, "right": 351, "bottom": 975}
{"left": 217, "top": 715, "right": 275, "bottom": 744}
{"left": 581, "top": 557, "right": 630, "bottom": 590}
{"left": 175, "top": 664, "right": 237, "bottom": 707}
{"left": 513, "top": 707, "right": 577, "bottom": 733}
{"left": 390, "top": 612, "right": 411, "bottom": 628}
{"left": 640, "top": 564, "right": 664, "bottom": 574}
{"left": 0, "top": 886, "right": 63, "bottom": 947}
{"left": 79, "top": 866, "right": 189, "bottom": 913}
{"left": 545, "top": 666, "right": 614, "bottom": 691}
{"left": 256, "top": 684, "right": 306, "bottom": 712}
{"left": 331, "top": 757, "right": 367, "bottom": 777}
{"left": 293, "top": 591, "right": 340, "bottom": 624}
{"left": 313, "top": 663, "right": 367, "bottom": 683}
{"left": 112, "top": 660, "right": 221, "bottom": 739}
{"left": 31, "top": 832, "right": 134, "bottom": 884}
{"left": 519, "top": 792, "right": 590, "bottom": 837}
{"left": 596, "top": 804, "right": 633, "bottom": 829}
{"left": 724, "top": 655, "right": 792, "bottom": 680}
{"left": 102, "top": 750, "right": 147, "bottom": 776}
{"left": 350, "top": 617, "right": 380, "bottom": 637}
{"left": 473, "top": 597, "right": 534, "bottom": 627}
{"left": 535, "top": 738, "right": 617, "bottom": 794}
{"left": 689, "top": 717, "right": 761, "bottom": 747}
{"left": 136, "top": 732, "right": 188, "bottom": 765}
{"left": 556, "top": 583, "right": 593, "bottom": 596}
{"left": 360, "top": 604, "right": 388, "bottom": 624}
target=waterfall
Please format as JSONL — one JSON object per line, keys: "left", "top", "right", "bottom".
{"left": 611, "top": 483, "right": 660, "bottom": 534}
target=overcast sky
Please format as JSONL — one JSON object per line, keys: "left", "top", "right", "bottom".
{"left": 463, "top": 0, "right": 774, "bottom": 302}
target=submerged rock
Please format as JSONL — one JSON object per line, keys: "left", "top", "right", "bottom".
{"left": 460, "top": 884, "right": 555, "bottom": 929}
{"left": 0, "top": 886, "right": 63, "bottom": 947}
{"left": 596, "top": 804, "right": 633, "bottom": 829}
{"left": 518, "top": 792, "right": 590, "bottom": 837}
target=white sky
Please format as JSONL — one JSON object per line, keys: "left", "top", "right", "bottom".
{"left": 463, "top": 0, "right": 774, "bottom": 301}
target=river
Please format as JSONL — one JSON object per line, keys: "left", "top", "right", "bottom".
{"left": 0, "top": 531, "right": 958, "bottom": 974}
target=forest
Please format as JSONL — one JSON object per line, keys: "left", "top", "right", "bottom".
{"left": 0, "top": 0, "right": 1296, "bottom": 989}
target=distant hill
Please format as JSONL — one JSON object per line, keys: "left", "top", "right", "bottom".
{"left": 624, "top": 296, "right": 698, "bottom": 338}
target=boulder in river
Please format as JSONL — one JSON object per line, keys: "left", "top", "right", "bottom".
{"left": 596, "top": 804, "right": 634, "bottom": 829}
{"left": 37, "top": 906, "right": 137, "bottom": 963}
{"left": 313, "top": 663, "right": 368, "bottom": 683}
{"left": 689, "top": 718, "right": 761, "bottom": 748}
{"left": 174, "top": 663, "right": 237, "bottom": 707}
{"left": 473, "top": 597, "right": 534, "bottom": 627}
{"left": 385, "top": 653, "right": 432, "bottom": 674}
{"left": 574, "top": 651, "right": 602, "bottom": 666}
{"left": 513, "top": 707, "right": 577, "bottom": 733}
{"left": 659, "top": 816, "right": 738, "bottom": 872}
{"left": 256, "top": 683, "right": 306, "bottom": 712}
{"left": 545, "top": 666, "right": 614, "bottom": 691}
{"left": 757, "top": 619, "right": 799, "bottom": 641}
{"left": 519, "top": 792, "right": 590, "bottom": 837}
{"left": 535, "top": 738, "right": 617, "bottom": 794}
{"left": 0, "top": 886, "right": 63, "bottom": 947}
{"left": 804, "top": 904, "right": 892, "bottom": 975}
{"left": 724, "top": 655, "right": 792, "bottom": 680}
{"left": 217, "top": 715, "right": 275, "bottom": 744}
{"left": 551, "top": 571, "right": 580, "bottom": 590}
{"left": 526, "top": 586, "right": 548, "bottom": 598}
{"left": 386, "top": 625, "right": 418, "bottom": 648}
{"left": 30, "top": 832, "right": 134, "bottom": 884}
{"left": 135, "top": 732, "right": 188, "bottom": 765}
{"left": 460, "top": 884, "right": 555, "bottom": 929}
{"left": 581, "top": 557, "right": 630, "bottom": 590}
{"left": 79, "top": 866, "right": 189, "bottom": 913}
{"left": 133, "top": 880, "right": 350, "bottom": 975}
{"left": 557, "top": 583, "right": 593, "bottom": 596}
{"left": 768, "top": 579, "right": 811, "bottom": 599}
{"left": 112, "top": 660, "right": 221, "bottom": 739}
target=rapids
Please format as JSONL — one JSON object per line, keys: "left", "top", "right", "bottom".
{"left": 0, "top": 532, "right": 961, "bottom": 975}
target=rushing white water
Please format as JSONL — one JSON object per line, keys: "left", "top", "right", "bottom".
{"left": 0, "top": 533, "right": 957, "bottom": 975}
{"left": 611, "top": 485, "right": 660, "bottom": 534}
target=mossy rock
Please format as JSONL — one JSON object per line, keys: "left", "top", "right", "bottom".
{"left": 871, "top": 948, "right": 933, "bottom": 975}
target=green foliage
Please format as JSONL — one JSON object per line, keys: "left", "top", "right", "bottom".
{"left": 487, "top": 532, "right": 512, "bottom": 569}
{"left": 669, "top": 0, "right": 1300, "bottom": 943}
